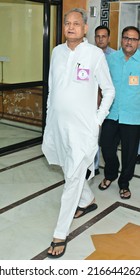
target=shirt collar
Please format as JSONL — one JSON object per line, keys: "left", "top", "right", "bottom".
{"left": 65, "top": 37, "right": 88, "bottom": 51}
{"left": 120, "top": 47, "right": 140, "bottom": 61}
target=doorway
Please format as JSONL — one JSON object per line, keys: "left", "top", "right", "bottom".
{"left": 0, "top": 0, "right": 62, "bottom": 155}
{"left": 118, "top": 1, "right": 140, "bottom": 48}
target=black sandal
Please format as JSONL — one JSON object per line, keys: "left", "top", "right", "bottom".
{"left": 74, "top": 202, "right": 98, "bottom": 219}
{"left": 98, "top": 178, "right": 112, "bottom": 191}
{"left": 47, "top": 240, "right": 67, "bottom": 259}
{"left": 119, "top": 189, "right": 131, "bottom": 199}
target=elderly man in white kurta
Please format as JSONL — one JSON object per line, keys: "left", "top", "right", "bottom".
{"left": 42, "top": 8, "right": 115, "bottom": 258}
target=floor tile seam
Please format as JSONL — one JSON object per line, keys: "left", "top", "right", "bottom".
{"left": 68, "top": 202, "right": 140, "bottom": 244}
{"left": 0, "top": 154, "right": 44, "bottom": 172}
{"left": 1, "top": 161, "right": 139, "bottom": 180}
{"left": 0, "top": 142, "right": 42, "bottom": 157}
{"left": 0, "top": 180, "right": 64, "bottom": 214}
{"left": 0, "top": 122, "right": 41, "bottom": 131}
{"left": 31, "top": 201, "right": 140, "bottom": 260}
{"left": 32, "top": 202, "right": 120, "bottom": 260}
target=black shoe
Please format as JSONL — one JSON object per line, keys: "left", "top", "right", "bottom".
{"left": 136, "top": 155, "right": 140, "bottom": 164}
{"left": 95, "top": 168, "right": 100, "bottom": 176}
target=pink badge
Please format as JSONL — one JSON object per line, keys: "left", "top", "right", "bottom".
{"left": 77, "top": 68, "right": 90, "bottom": 81}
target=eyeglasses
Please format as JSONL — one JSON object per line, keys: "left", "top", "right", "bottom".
{"left": 122, "top": 36, "right": 139, "bottom": 43}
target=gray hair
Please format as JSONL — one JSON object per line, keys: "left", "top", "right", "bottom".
{"left": 64, "top": 8, "right": 88, "bottom": 24}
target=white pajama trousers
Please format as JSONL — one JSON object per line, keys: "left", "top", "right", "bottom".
{"left": 53, "top": 160, "right": 95, "bottom": 240}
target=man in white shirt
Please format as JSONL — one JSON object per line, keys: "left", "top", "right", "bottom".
{"left": 42, "top": 8, "right": 115, "bottom": 258}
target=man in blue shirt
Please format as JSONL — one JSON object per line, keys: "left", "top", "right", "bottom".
{"left": 94, "top": 25, "right": 116, "bottom": 175}
{"left": 98, "top": 26, "right": 140, "bottom": 199}
{"left": 95, "top": 25, "right": 115, "bottom": 56}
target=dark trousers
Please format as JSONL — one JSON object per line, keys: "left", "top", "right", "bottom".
{"left": 100, "top": 119, "right": 140, "bottom": 189}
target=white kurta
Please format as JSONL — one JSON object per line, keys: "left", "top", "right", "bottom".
{"left": 42, "top": 39, "right": 115, "bottom": 179}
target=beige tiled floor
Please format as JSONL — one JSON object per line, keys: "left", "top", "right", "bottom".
{"left": 0, "top": 144, "right": 140, "bottom": 260}
{"left": 0, "top": 122, "right": 41, "bottom": 149}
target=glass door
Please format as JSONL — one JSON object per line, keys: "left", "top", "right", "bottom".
{"left": 0, "top": 0, "right": 62, "bottom": 155}
{"left": 118, "top": 1, "right": 140, "bottom": 48}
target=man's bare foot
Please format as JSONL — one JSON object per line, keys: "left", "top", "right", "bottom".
{"left": 98, "top": 178, "right": 112, "bottom": 190}
{"left": 47, "top": 238, "right": 66, "bottom": 258}
{"left": 119, "top": 189, "right": 131, "bottom": 199}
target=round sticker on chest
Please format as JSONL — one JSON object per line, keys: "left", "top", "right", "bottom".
{"left": 77, "top": 68, "right": 90, "bottom": 80}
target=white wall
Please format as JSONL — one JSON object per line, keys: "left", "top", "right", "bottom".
{"left": 118, "top": 2, "right": 139, "bottom": 48}
{"left": 86, "top": 0, "right": 101, "bottom": 45}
